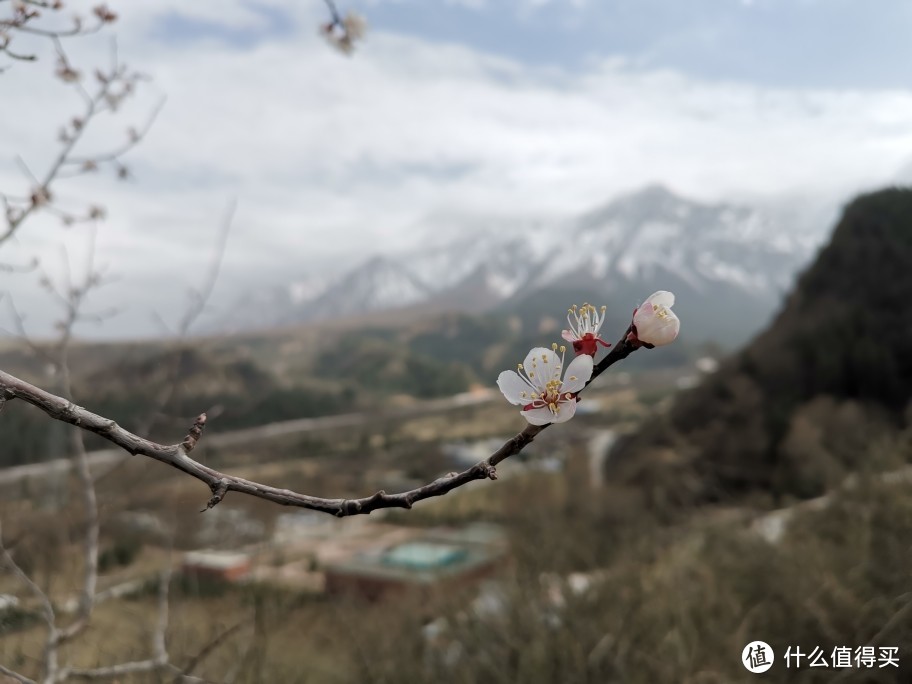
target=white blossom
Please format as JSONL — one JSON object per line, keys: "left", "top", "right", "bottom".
{"left": 342, "top": 12, "right": 367, "bottom": 41}
{"left": 497, "top": 344, "right": 594, "bottom": 425}
{"left": 562, "top": 303, "right": 610, "bottom": 356}
{"left": 320, "top": 11, "right": 367, "bottom": 56}
{"left": 320, "top": 25, "right": 354, "bottom": 55}
{"left": 632, "top": 290, "right": 680, "bottom": 347}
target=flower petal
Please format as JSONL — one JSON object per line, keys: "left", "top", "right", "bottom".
{"left": 646, "top": 290, "right": 675, "bottom": 309}
{"left": 560, "top": 354, "right": 593, "bottom": 393}
{"left": 633, "top": 302, "right": 656, "bottom": 328}
{"left": 523, "top": 347, "right": 560, "bottom": 387}
{"left": 647, "top": 310, "right": 681, "bottom": 346}
{"left": 561, "top": 329, "right": 578, "bottom": 342}
{"left": 522, "top": 406, "right": 556, "bottom": 425}
{"left": 634, "top": 308, "right": 680, "bottom": 346}
{"left": 497, "top": 370, "right": 533, "bottom": 405}
{"left": 551, "top": 399, "right": 578, "bottom": 423}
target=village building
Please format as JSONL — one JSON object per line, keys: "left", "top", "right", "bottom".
{"left": 324, "top": 523, "right": 506, "bottom": 601}
{"left": 181, "top": 550, "right": 252, "bottom": 584}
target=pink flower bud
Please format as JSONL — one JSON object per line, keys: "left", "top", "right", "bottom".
{"left": 632, "top": 291, "right": 680, "bottom": 347}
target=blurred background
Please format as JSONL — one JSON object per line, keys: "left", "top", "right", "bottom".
{"left": 1, "top": 1, "right": 911, "bottom": 682}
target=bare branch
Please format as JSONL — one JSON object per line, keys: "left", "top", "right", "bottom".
{"left": 0, "top": 519, "right": 60, "bottom": 679}
{"left": 62, "top": 658, "right": 166, "bottom": 681}
{"left": 0, "top": 255, "right": 38, "bottom": 273}
{"left": 322, "top": 0, "right": 343, "bottom": 25}
{"left": 0, "top": 331, "right": 639, "bottom": 517}
{"left": 55, "top": 429, "right": 98, "bottom": 645}
{"left": 58, "top": 563, "right": 172, "bottom": 682}
{"left": 0, "top": 36, "right": 153, "bottom": 247}
{"left": 177, "top": 621, "right": 245, "bottom": 682}
{"left": 1, "top": 296, "right": 57, "bottom": 367}
{"left": 178, "top": 199, "right": 234, "bottom": 334}
{"left": 62, "top": 96, "right": 165, "bottom": 170}
{"left": 0, "top": 664, "right": 37, "bottom": 684}
{"left": 0, "top": 1, "right": 112, "bottom": 65}
{"left": 137, "top": 201, "right": 235, "bottom": 437}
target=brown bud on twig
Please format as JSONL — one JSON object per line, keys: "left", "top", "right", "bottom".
{"left": 55, "top": 59, "right": 81, "bottom": 83}
{"left": 30, "top": 186, "right": 51, "bottom": 208}
{"left": 181, "top": 413, "right": 208, "bottom": 453}
{"left": 104, "top": 93, "right": 121, "bottom": 111}
{"left": 92, "top": 4, "right": 117, "bottom": 22}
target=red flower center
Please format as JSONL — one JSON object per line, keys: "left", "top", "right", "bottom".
{"left": 572, "top": 332, "right": 610, "bottom": 357}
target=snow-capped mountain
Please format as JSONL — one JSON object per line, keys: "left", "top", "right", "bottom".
{"left": 215, "top": 185, "right": 829, "bottom": 343}
{"left": 303, "top": 255, "right": 433, "bottom": 320}
{"left": 205, "top": 274, "right": 329, "bottom": 334}
{"left": 551, "top": 184, "right": 814, "bottom": 293}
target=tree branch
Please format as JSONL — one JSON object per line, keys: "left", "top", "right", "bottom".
{"left": 0, "top": 664, "right": 37, "bottom": 684}
{"left": 176, "top": 621, "right": 245, "bottom": 682}
{"left": 0, "top": 36, "right": 152, "bottom": 246}
{"left": 0, "top": 520, "right": 60, "bottom": 680}
{"left": 55, "top": 429, "right": 98, "bottom": 645}
{"left": 56, "top": 565, "right": 173, "bottom": 682}
{"left": 0, "top": 331, "right": 638, "bottom": 517}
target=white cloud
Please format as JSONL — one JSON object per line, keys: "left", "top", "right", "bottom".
{"left": 2, "top": 0, "right": 912, "bottom": 337}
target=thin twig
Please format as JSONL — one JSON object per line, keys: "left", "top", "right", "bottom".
{"left": 0, "top": 37, "right": 152, "bottom": 246}
{"left": 322, "top": 0, "right": 343, "bottom": 24}
{"left": 0, "top": 520, "right": 60, "bottom": 680}
{"left": 0, "top": 664, "right": 37, "bottom": 684}
{"left": 55, "top": 429, "right": 98, "bottom": 645}
{"left": 177, "top": 621, "right": 245, "bottom": 682}
{"left": 0, "top": 331, "right": 639, "bottom": 516}
{"left": 93, "top": 203, "right": 234, "bottom": 488}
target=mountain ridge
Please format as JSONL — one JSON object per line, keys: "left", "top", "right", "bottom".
{"left": 212, "top": 185, "right": 827, "bottom": 344}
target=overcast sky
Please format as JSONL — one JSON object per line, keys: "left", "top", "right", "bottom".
{"left": 2, "top": 0, "right": 912, "bottom": 338}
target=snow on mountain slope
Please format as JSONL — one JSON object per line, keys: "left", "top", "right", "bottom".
{"left": 305, "top": 256, "right": 432, "bottom": 319}
{"left": 215, "top": 185, "right": 828, "bottom": 332}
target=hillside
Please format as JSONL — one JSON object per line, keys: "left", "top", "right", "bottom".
{"left": 610, "top": 187, "right": 912, "bottom": 506}
{"left": 0, "top": 319, "right": 478, "bottom": 467}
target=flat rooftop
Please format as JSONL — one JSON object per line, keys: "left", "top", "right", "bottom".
{"left": 326, "top": 526, "right": 505, "bottom": 585}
